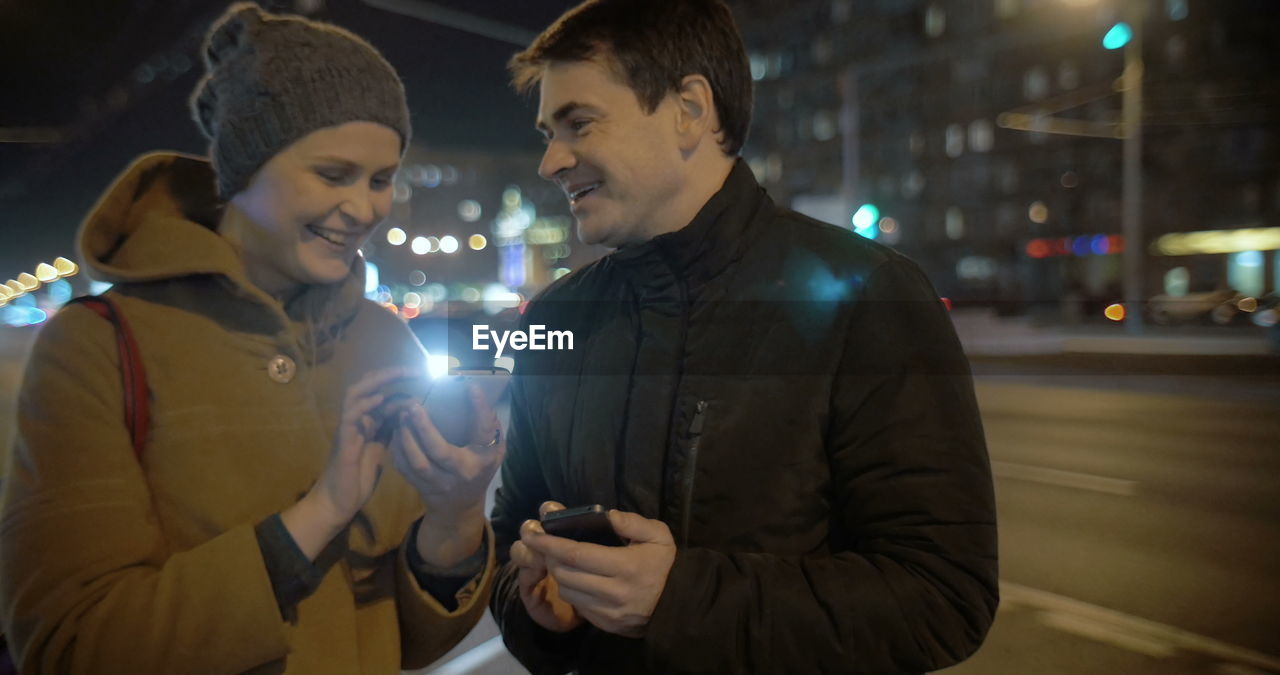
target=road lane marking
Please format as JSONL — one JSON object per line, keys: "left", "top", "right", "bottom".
{"left": 991, "top": 460, "right": 1138, "bottom": 496}
{"left": 1002, "top": 581, "right": 1280, "bottom": 672}
{"left": 1216, "top": 665, "right": 1272, "bottom": 675}
{"left": 1037, "top": 611, "right": 1177, "bottom": 658}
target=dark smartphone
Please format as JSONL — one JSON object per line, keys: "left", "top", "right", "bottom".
{"left": 421, "top": 367, "right": 511, "bottom": 447}
{"left": 540, "top": 505, "right": 626, "bottom": 547}
{"left": 374, "top": 367, "right": 510, "bottom": 446}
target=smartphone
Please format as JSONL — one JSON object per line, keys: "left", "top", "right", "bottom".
{"left": 422, "top": 367, "right": 511, "bottom": 447}
{"left": 376, "top": 367, "right": 510, "bottom": 446}
{"left": 541, "top": 504, "right": 626, "bottom": 547}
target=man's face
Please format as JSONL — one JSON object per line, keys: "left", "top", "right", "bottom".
{"left": 536, "top": 57, "right": 685, "bottom": 249}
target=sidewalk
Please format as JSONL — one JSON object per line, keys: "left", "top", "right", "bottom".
{"left": 950, "top": 309, "right": 1277, "bottom": 356}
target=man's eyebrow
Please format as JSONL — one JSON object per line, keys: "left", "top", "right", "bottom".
{"left": 536, "top": 101, "right": 591, "bottom": 132}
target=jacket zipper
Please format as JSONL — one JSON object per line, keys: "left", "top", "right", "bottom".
{"left": 680, "top": 400, "right": 708, "bottom": 547}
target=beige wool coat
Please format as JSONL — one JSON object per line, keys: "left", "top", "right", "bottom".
{"left": 0, "top": 153, "right": 494, "bottom": 674}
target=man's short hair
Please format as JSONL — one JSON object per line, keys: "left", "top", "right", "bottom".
{"left": 509, "top": 0, "right": 753, "bottom": 156}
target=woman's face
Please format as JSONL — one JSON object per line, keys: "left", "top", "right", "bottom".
{"left": 228, "top": 121, "right": 401, "bottom": 296}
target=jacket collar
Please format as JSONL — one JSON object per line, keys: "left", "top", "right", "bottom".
{"left": 607, "top": 158, "right": 770, "bottom": 298}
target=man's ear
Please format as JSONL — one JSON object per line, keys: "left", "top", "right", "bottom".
{"left": 673, "top": 74, "right": 720, "bottom": 152}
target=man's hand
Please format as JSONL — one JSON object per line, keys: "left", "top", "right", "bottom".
{"left": 510, "top": 502, "right": 584, "bottom": 633}
{"left": 521, "top": 507, "right": 676, "bottom": 638}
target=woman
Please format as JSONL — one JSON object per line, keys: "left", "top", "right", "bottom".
{"left": 0, "top": 4, "right": 502, "bottom": 673}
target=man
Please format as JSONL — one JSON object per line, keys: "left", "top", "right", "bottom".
{"left": 488, "top": 1, "right": 998, "bottom": 672}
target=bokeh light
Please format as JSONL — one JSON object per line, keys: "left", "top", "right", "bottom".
{"left": 1029, "top": 201, "right": 1049, "bottom": 224}
{"left": 35, "top": 263, "right": 58, "bottom": 283}
{"left": 458, "top": 200, "right": 482, "bottom": 222}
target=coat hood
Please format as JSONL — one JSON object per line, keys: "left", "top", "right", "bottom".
{"left": 76, "top": 152, "right": 367, "bottom": 329}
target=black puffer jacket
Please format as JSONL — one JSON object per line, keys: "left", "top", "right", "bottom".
{"left": 490, "top": 160, "right": 998, "bottom": 674}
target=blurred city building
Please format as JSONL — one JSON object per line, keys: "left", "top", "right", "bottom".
{"left": 363, "top": 146, "right": 605, "bottom": 308}
{"left": 730, "top": 0, "right": 1278, "bottom": 320}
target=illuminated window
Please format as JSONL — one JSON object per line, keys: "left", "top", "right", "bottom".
{"left": 766, "top": 154, "right": 784, "bottom": 183}
{"left": 1023, "top": 67, "right": 1049, "bottom": 100}
{"left": 1228, "top": 251, "right": 1265, "bottom": 298}
{"left": 946, "top": 207, "right": 965, "bottom": 240}
{"left": 968, "top": 119, "right": 994, "bottom": 153}
{"left": 1164, "top": 267, "right": 1190, "bottom": 296}
{"left": 957, "top": 256, "right": 997, "bottom": 281}
{"left": 946, "top": 124, "right": 965, "bottom": 158}
{"left": 393, "top": 181, "right": 411, "bottom": 204}
{"left": 813, "top": 111, "right": 837, "bottom": 142}
{"left": 767, "top": 51, "right": 784, "bottom": 79}
{"left": 925, "top": 4, "right": 946, "bottom": 38}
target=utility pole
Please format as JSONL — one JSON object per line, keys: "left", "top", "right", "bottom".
{"left": 1119, "top": 4, "right": 1145, "bottom": 334}
{"left": 999, "top": 5, "right": 1147, "bottom": 332}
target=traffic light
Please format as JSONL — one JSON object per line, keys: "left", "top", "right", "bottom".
{"left": 851, "top": 203, "right": 880, "bottom": 239}
{"left": 1102, "top": 21, "right": 1132, "bottom": 49}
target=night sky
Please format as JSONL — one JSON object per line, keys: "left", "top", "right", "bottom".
{"left": 0, "top": 0, "right": 580, "bottom": 277}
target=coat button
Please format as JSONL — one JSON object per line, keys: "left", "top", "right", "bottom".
{"left": 267, "top": 355, "right": 297, "bottom": 384}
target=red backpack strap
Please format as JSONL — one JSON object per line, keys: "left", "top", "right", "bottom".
{"left": 67, "top": 296, "right": 150, "bottom": 462}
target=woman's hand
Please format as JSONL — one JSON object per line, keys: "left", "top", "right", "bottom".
{"left": 285, "top": 366, "right": 419, "bottom": 559}
{"left": 390, "top": 385, "right": 505, "bottom": 567}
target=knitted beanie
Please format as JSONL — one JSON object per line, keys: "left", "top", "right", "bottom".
{"left": 190, "top": 3, "right": 411, "bottom": 198}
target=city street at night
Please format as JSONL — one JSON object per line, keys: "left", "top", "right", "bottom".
{"left": 4, "top": 0, "right": 1278, "bottom": 672}
{"left": 3, "top": 325, "right": 1276, "bottom": 673}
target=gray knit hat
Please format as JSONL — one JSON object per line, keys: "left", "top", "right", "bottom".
{"left": 191, "top": 3, "right": 412, "bottom": 198}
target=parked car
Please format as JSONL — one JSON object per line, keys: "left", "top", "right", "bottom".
{"left": 1148, "top": 289, "right": 1245, "bottom": 325}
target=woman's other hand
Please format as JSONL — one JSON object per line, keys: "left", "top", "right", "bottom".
{"left": 284, "top": 366, "right": 419, "bottom": 559}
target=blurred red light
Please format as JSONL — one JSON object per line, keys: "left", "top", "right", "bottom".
{"left": 940, "top": 297, "right": 953, "bottom": 311}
